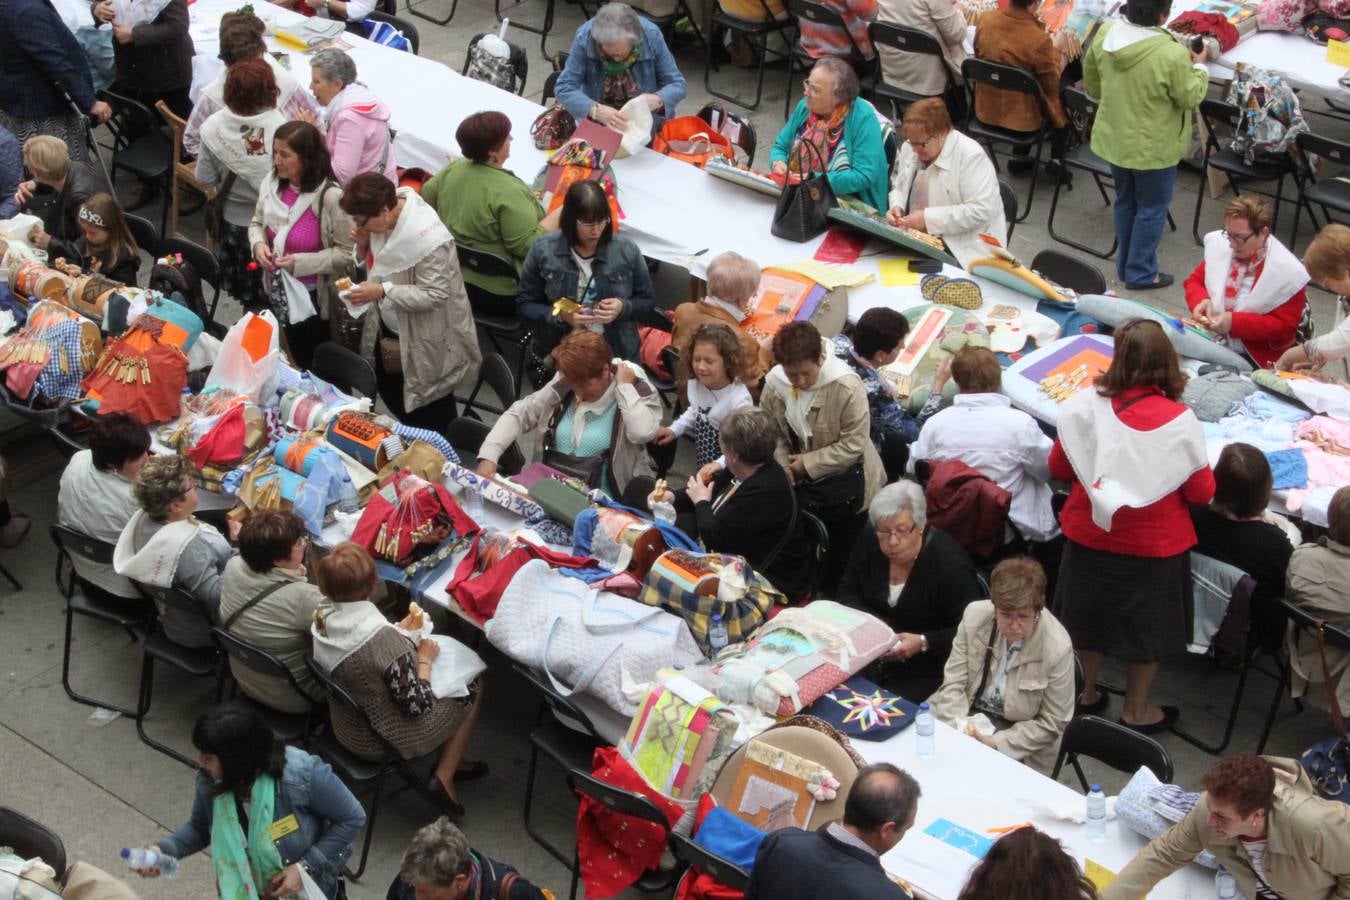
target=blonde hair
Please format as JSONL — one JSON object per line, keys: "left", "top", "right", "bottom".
{"left": 22, "top": 135, "right": 71, "bottom": 183}
{"left": 1303, "top": 223, "right": 1350, "bottom": 285}
{"left": 989, "top": 557, "right": 1047, "bottom": 613}
{"left": 1223, "top": 196, "right": 1271, "bottom": 233}
{"left": 705, "top": 251, "right": 761, "bottom": 306}
{"left": 133, "top": 455, "right": 198, "bottom": 522}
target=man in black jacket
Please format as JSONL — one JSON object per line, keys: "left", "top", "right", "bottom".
{"left": 745, "top": 762, "right": 921, "bottom": 900}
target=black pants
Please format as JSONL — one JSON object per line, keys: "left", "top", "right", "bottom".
{"left": 877, "top": 432, "right": 911, "bottom": 485}
{"left": 283, "top": 312, "right": 328, "bottom": 372}
{"left": 375, "top": 336, "right": 458, "bottom": 433}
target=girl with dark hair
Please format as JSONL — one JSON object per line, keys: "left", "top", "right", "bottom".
{"left": 132, "top": 703, "right": 365, "bottom": 899}
{"left": 957, "top": 827, "right": 1098, "bottom": 900}
{"left": 249, "top": 120, "right": 355, "bottom": 370}
{"left": 516, "top": 179, "right": 653, "bottom": 372}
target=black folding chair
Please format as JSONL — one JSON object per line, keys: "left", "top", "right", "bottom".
{"left": 457, "top": 244, "right": 533, "bottom": 391}
{"left": 1291, "top": 130, "right": 1350, "bottom": 249}
{"left": 869, "top": 21, "right": 954, "bottom": 120}
{"left": 696, "top": 102, "right": 759, "bottom": 165}
{"left": 158, "top": 235, "right": 222, "bottom": 328}
{"left": 497, "top": 0, "right": 556, "bottom": 57}
{"left": 668, "top": 831, "right": 749, "bottom": 891}
{"left": 1031, "top": 248, "right": 1107, "bottom": 295}
{"left": 1052, "top": 715, "right": 1173, "bottom": 791}
{"left": 782, "top": 0, "right": 872, "bottom": 117}
{"left": 1193, "top": 99, "right": 1298, "bottom": 246}
{"left": 213, "top": 627, "right": 322, "bottom": 745}
{"left": 124, "top": 213, "right": 160, "bottom": 260}
{"left": 704, "top": 0, "right": 796, "bottom": 111}
{"left": 99, "top": 87, "right": 173, "bottom": 238}
{"left": 445, "top": 416, "right": 525, "bottom": 476}
{"left": 366, "top": 10, "right": 420, "bottom": 53}
{"left": 567, "top": 768, "right": 685, "bottom": 898}
{"left": 312, "top": 341, "right": 379, "bottom": 400}
{"left": 961, "top": 58, "right": 1049, "bottom": 224}
{"left": 406, "top": 0, "right": 459, "bottom": 28}
{"left": 0, "top": 808, "right": 66, "bottom": 880}
{"left": 461, "top": 352, "right": 519, "bottom": 420}
{"left": 1257, "top": 600, "right": 1350, "bottom": 753}
{"left": 1000, "top": 179, "right": 1018, "bottom": 241}
{"left": 462, "top": 33, "right": 530, "bottom": 95}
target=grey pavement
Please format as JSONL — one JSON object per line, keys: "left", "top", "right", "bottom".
{"left": 5, "top": 6, "right": 1348, "bottom": 897}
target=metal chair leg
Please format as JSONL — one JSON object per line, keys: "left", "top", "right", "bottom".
{"left": 1256, "top": 657, "right": 1291, "bottom": 755}
{"left": 62, "top": 604, "right": 139, "bottom": 716}
{"left": 344, "top": 777, "right": 382, "bottom": 881}
{"left": 0, "top": 560, "right": 21, "bottom": 590}
{"left": 1170, "top": 655, "right": 1253, "bottom": 755}
{"left": 1192, "top": 162, "right": 1209, "bottom": 245}
{"left": 134, "top": 654, "right": 197, "bottom": 768}
{"left": 1048, "top": 166, "right": 1116, "bottom": 259}
{"left": 523, "top": 744, "right": 574, "bottom": 867}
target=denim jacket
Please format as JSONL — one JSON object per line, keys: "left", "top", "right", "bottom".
{"left": 516, "top": 230, "right": 653, "bottom": 361}
{"left": 554, "top": 17, "right": 687, "bottom": 132}
{"left": 157, "top": 746, "right": 366, "bottom": 899}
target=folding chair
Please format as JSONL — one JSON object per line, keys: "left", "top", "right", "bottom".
{"left": 158, "top": 235, "right": 222, "bottom": 328}
{"left": 668, "top": 831, "right": 749, "bottom": 891}
{"left": 496, "top": 0, "right": 557, "bottom": 57}
{"left": 100, "top": 88, "right": 173, "bottom": 238}
{"left": 461, "top": 352, "right": 519, "bottom": 420}
{"left": 0, "top": 808, "right": 66, "bottom": 880}
{"left": 782, "top": 0, "right": 872, "bottom": 117}
{"left": 462, "top": 33, "right": 530, "bottom": 95}
{"left": 801, "top": 508, "right": 829, "bottom": 599}
{"left": 1291, "top": 130, "right": 1350, "bottom": 250}
{"left": 567, "top": 768, "right": 685, "bottom": 899}
{"left": 406, "top": 0, "right": 459, "bottom": 28}
{"left": 213, "top": 627, "right": 322, "bottom": 745}
{"left": 312, "top": 341, "right": 379, "bottom": 400}
{"left": 1257, "top": 600, "right": 1350, "bottom": 754}
{"left": 1052, "top": 715, "right": 1173, "bottom": 791}
{"left": 366, "top": 10, "right": 420, "bottom": 53}
{"left": 124, "top": 213, "right": 160, "bottom": 260}
{"left": 458, "top": 244, "right": 533, "bottom": 392}
{"left": 696, "top": 102, "right": 759, "bottom": 165}
{"left": 868, "top": 21, "right": 954, "bottom": 120}
{"left": 445, "top": 416, "right": 525, "bottom": 476}
{"left": 704, "top": 0, "right": 796, "bottom": 111}
{"left": 1031, "top": 248, "right": 1107, "bottom": 295}
{"left": 1000, "top": 179, "right": 1018, "bottom": 241}
{"left": 1193, "top": 99, "right": 1298, "bottom": 246}
{"left": 634, "top": 0, "right": 706, "bottom": 46}
{"left": 961, "top": 58, "right": 1049, "bottom": 224}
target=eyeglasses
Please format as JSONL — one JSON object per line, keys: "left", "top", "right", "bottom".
{"left": 802, "top": 79, "right": 829, "bottom": 96}
{"left": 875, "top": 522, "right": 920, "bottom": 542}
{"left": 1222, "top": 228, "right": 1256, "bottom": 244}
{"left": 577, "top": 219, "right": 608, "bottom": 230}
{"left": 907, "top": 135, "right": 939, "bottom": 150}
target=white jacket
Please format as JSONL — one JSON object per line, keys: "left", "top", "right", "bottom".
{"left": 889, "top": 129, "right": 1007, "bottom": 268}
{"left": 57, "top": 450, "right": 140, "bottom": 598}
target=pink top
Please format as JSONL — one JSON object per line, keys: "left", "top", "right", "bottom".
{"left": 266, "top": 185, "right": 322, "bottom": 288}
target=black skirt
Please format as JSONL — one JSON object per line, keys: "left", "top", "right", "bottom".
{"left": 1053, "top": 540, "right": 1192, "bottom": 663}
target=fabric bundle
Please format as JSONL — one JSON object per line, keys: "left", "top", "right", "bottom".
{"left": 81, "top": 316, "right": 190, "bottom": 424}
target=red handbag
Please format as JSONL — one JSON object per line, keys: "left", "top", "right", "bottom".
{"left": 651, "top": 116, "right": 735, "bottom": 169}
{"left": 350, "top": 470, "right": 479, "bottom": 567}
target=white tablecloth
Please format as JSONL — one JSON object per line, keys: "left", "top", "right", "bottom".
{"left": 856, "top": 720, "right": 1214, "bottom": 899}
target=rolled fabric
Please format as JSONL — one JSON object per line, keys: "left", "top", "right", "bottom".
{"left": 274, "top": 435, "right": 333, "bottom": 477}
{"left": 279, "top": 388, "right": 332, "bottom": 433}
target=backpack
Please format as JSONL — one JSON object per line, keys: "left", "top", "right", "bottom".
{"left": 148, "top": 254, "right": 208, "bottom": 323}
{"left": 465, "top": 42, "right": 519, "bottom": 93}
{"left": 923, "top": 459, "right": 1012, "bottom": 559}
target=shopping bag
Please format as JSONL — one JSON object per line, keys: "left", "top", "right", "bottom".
{"left": 770, "top": 140, "right": 834, "bottom": 243}
{"left": 652, "top": 116, "right": 735, "bottom": 169}
{"left": 275, "top": 269, "right": 317, "bottom": 324}
{"left": 203, "top": 310, "right": 280, "bottom": 404}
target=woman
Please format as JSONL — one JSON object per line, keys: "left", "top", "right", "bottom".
{"left": 134, "top": 704, "right": 365, "bottom": 899}
{"left": 312, "top": 543, "right": 485, "bottom": 815}
{"left": 875, "top": 0, "right": 966, "bottom": 122}
{"left": 1279, "top": 223, "right": 1350, "bottom": 381}
{"left": 887, "top": 98, "right": 1007, "bottom": 268}
{"left": 554, "top": 1, "right": 687, "bottom": 135}
{"left": 650, "top": 407, "right": 813, "bottom": 602}
{"left": 1053, "top": 318, "right": 1215, "bottom": 733}
{"left": 307, "top": 49, "right": 396, "bottom": 187}
{"left": 837, "top": 480, "right": 984, "bottom": 701}
{"left": 66, "top": 193, "right": 140, "bottom": 284}
{"left": 670, "top": 251, "right": 770, "bottom": 397}
{"left": 516, "top": 180, "right": 653, "bottom": 364}
{"left": 476, "top": 330, "right": 661, "bottom": 496}
{"left": 420, "top": 111, "right": 561, "bottom": 312}
{"left": 113, "top": 455, "right": 234, "bottom": 648}
{"left": 16, "top": 135, "right": 108, "bottom": 261}
{"left": 92, "top": 0, "right": 194, "bottom": 120}
{"left": 339, "top": 171, "right": 481, "bottom": 433}
{"left": 770, "top": 57, "right": 889, "bottom": 214}
{"left": 798, "top": 0, "right": 877, "bottom": 59}
{"left": 388, "top": 817, "right": 552, "bottom": 900}
{"left": 973, "top": 0, "right": 1071, "bottom": 182}
{"left": 756, "top": 320, "right": 885, "bottom": 589}
{"left": 957, "top": 827, "right": 1099, "bottom": 900}
{"left": 1185, "top": 196, "right": 1310, "bottom": 369}
{"left": 250, "top": 121, "right": 356, "bottom": 371}
{"left": 929, "top": 557, "right": 1074, "bottom": 774}
{"left": 1286, "top": 485, "right": 1350, "bottom": 713}
{"left": 199, "top": 58, "right": 287, "bottom": 314}
{"left": 0, "top": 0, "right": 111, "bottom": 157}
{"left": 833, "top": 306, "right": 918, "bottom": 482}
{"left": 219, "top": 510, "right": 325, "bottom": 715}
{"left": 1084, "top": 0, "right": 1208, "bottom": 290}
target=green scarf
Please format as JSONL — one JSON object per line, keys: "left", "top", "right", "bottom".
{"left": 210, "top": 773, "right": 286, "bottom": 900}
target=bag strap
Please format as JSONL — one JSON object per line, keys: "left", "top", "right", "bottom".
{"left": 1313, "top": 617, "right": 1348, "bottom": 737}
{"left": 223, "top": 579, "right": 290, "bottom": 629}
{"left": 540, "top": 614, "right": 621, "bottom": 697}
{"left": 787, "top": 136, "right": 828, "bottom": 179}
{"left": 758, "top": 480, "right": 798, "bottom": 572}
{"left": 497, "top": 871, "right": 519, "bottom": 900}
{"left": 970, "top": 617, "right": 1000, "bottom": 705}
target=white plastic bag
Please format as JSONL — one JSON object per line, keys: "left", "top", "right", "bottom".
{"left": 203, "top": 310, "right": 280, "bottom": 404}
{"left": 276, "top": 270, "right": 317, "bottom": 323}
{"left": 428, "top": 634, "right": 486, "bottom": 699}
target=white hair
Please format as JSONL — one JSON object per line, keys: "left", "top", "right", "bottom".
{"left": 706, "top": 251, "right": 762, "bottom": 305}
{"left": 868, "top": 480, "right": 926, "bottom": 528}
{"left": 591, "top": 2, "right": 643, "bottom": 47}
{"left": 311, "top": 48, "right": 357, "bottom": 87}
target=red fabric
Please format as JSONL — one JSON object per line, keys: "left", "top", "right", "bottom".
{"left": 576, "top": 746, "right": 684, "bottom": 900}
{"left": 1182, "top": 259, "right": 1307, "bottom": 367}
{"left": 923, "top": 459, "right": 1012, "bottom": 558}
{"left": 186, "top": 403, "right": 245, "bottom": 469}
{"left": 672, "top": 793, "right": 745, "bottom": 900}
{"left": 639, "top": 324, "right": 674, "bottom": 381}
{"left": 1169, "top": 10, "right": 1240, "bottom": 49}
{"left": 1049, "top": 387, "right": 1216, "bottom": 556}
{"left": 446, "top": 537, "right": 595, "bottom": 623}
{"left": 350, "top": 474, "right": 480, "bottom": 566}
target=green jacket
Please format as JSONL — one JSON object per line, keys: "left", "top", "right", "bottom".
{"left": 1084, "top": 21, "right": 1209, "bottom": 171}
{"left": 771, "top": 97, "right": 890, "bottom": 213}
{"left": 420, "top": 157, "right": 546, "bottom": 296}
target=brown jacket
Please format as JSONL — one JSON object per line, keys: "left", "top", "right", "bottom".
{"left": 1104, "top": 757, "right": 1350, "bottom": 900}
{"left": 670, "top": 300, "right": 771, "bottom": 398}
{"left": 973, "top": 7, "right": 1068, "bottom": 133}
{"left": 1286, "top": 537, "right": 1350, "bottom": 712}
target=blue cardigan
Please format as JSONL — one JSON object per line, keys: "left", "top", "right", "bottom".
{"left": 554, "top": 17, "right": 688, "bottom": 131}
{"left": 0, "top": 0, "right": 98, "bottom": 121}
{"left": 770, "top": 98, "right": 890, "bottom": 214}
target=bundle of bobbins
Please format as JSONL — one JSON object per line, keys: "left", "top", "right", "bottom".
{"left": 9, "top": 259, "right": 72, "bottom": 303}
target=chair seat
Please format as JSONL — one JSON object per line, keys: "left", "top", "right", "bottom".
{"left": 1207, "top": 148, "right": 1290, "bottom": 181}
{"left": 115, "top": 137, "right": 172, "bottom": 180}
{"left": 531, "top": 720, "right": 601, "bottom": 770}
{"left": 967, "top": 119, "right": 1042, "bottom": 149}
{"left": 143, "top": 632, "right": 219, "bottom": 675}
{"left": 475, "top": 312, "right": 530, "bottom": 336}
{"left": 174, "top": 159, "right": 215, "bottom": 195}
{"left": 1064, "top": 143, "right": 1112, "bottom": 177}
{"left": 235, "top": 695, "right": 312, "bottom": 742}
{"left": 874, "top": 83, "right": 940, "bottom": 107}
{"left": 1305, "top": 172, "right": 1350, "bottom": 211}
{"left": 710, "top": 8, "right": 794, "bottom": 33}
{"left": 311, "top": 731, "right": 390, "bottom": 783}
{"left": 70, "top": 586, "right": 153, "bottom": 627}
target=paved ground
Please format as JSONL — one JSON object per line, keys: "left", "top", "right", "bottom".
{"left": 4, "top": 6, "right": 1349, "bottom": 897}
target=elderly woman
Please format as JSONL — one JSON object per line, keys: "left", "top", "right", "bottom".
{"left": 838, "top": 480, "right": 984, "bottom": 701}
{"left": 1185, "top": 196, "right": 1310, "bottom": 369}
{"left": 339, "top": 172, "right": 481, "bottom": 433}
{"left": 16, "top": 136, "right": 108, "bottom": 261}
{"left": 312, "top": 543, "right": 485, "bottom": 815}
{"left": 1287, "top": 486, "right": 1350, "bottom": 713}
{"left": 909, "top": 346, "right": 1058, "bottom": 544}
{"left": 516, "top": 180, "right": 653, "bottom": 364}
{"left": 888, "top": 98, "right": 1006, "bottom": 268}
{"left": 476, "top": 330, "right": 662, "bottom": 495}
{"left": 1053, "top": 319, "right": 1214, "bottom": 734}
{"left": 650, "top": 407, "right": 813, "bottom": 602}
{"left": 770, "top": 58, "right": 889, "bottom": 214}
{"left": 307, "top": 49, "right": 396, "bottom": 187}
{"left": 388, "top": 817, "right": 552, "bottom": 900}
{"left": 135, "top": 704, "right": 365, "bottom": 899}
{"left": 113, "top": 456, "right": 234, "bottom": 648}
{"left": 420, "top": 111, "right": 561, "bottom": 312}
{"left": 929, "top": 557, "right": 1074, "bottom": 774}
{"left": 671, "top": 251, "right": 770, "bottom": 396}
{"left": 834, "top": 307, "right": 918, "bottom": 482}
{"left": 219, "top": 510, "right": 324, "bottom": 715}
{"left": 555, "top": 2, "right": 687, "bottom": 135}
{"left": 1279, "top": 223, "right": 1350, "bottom": 381}
{"left": 249, "top": 121, "right": 355, "bottom": 371}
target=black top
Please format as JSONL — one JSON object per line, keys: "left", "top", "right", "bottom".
{"left": 1189, "top": 506, "right": 1293, "bottom": 603}
{"left": 74, "top": 240, "right": 140, "bottom": 286}
{"left": 28, "top": 161, "right": 106, "bottom": 263}
{"left": 109, "top": 0, "right": 195, "bottom": 92}
{"left": 745, "top": 826, "right": 911, "bottom": 900}
{"left": 674, "top": 463, "right": 813, "bottom": 602}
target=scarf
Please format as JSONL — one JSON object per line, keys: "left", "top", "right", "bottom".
{"left": 1201, "top": 231, "right": 1309, "bottom": 317}
{"left": 311, "top": 597, "right": 389, "bottom": 672}
{"left": 199, "top": 107, "right": 287, "bottom": 191}
{"left": 209, "top": 774, "right": 284, "bottom": 900}
{"left": 257, "top": 172, "right": 325, "bottom": 258}
{"left": 792, "top": 102, "right": 850, "bottom": 175}
{"left": 112, "top": 512, "right": 217, "bottom": 587}
{"left": 367, "top": 188, "right": 453, "bottom": 280}
{"left": 599, "top": 45, "right": 641, "bottom": 109}
{"left": 764, "top": 339, "right": 855, "bottom": 447}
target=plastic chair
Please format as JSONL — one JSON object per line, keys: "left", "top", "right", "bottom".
{"left": 1257, "top": 599, "right": 1350, "bottom": 754}
{"left": 445, "top": 416, "right": 525, "bottom": 476}
{"left": 782, "top": 0, "right": 872, "bottom": 117}
{"left": 704, "top": 0, "right": 797, "bottom": 111}
{"left": 1193, "top": 99, "right": 1298, "bottom": 246}
{"left": 1030, "top": 248, "right": 1106, "bottom": 295}
{"left": 868, "top": 21, "right": 953, "bottom": 120}
{"left": 1292, "top": 130, "right": 1350, "bottom": 251}
{"left": 312, "top": 341, "right": 379, "bottom": 400}
{"left": 461, "top": 352, "right": 519, "bottom": 420}
{"left": 213, "top": 627, "right": 321, "bottom": 745}
{"left": 366, "top": 10, "right": 420, "bottom": 53}
{"left": 158, "top": 235, "right": 222, "bottom": 327}
{"left": 999, "top": 179, "right": 1018, "bottom": 241}
{"left": 668, "top": 831, "right": 749, "bottom": 891}
{"left": 124, "top": 213, "right": 160, "bottom": 259}
{"left": 696, "top": 102, "right": 759, "bottom": 166}
{"left": 961, "top": 58, "right": 1049, "bottom": 224}
{"left": 154, "top": 99, "right": 216, "bottom": 248}
{"left": 51, "top": 524, "right": 154, "bottom": 716}
{"left": 566, "top": 768, "right": 685, "bottom": 899}
{"left": 1051, "top": 715, "right": 1173, "bottom": 791}
{"left": 0, "top": 808, "right": 66, "bottom": 880}
{"left": 457, "top": 244, "right": 533, "bottom": 391}
{"left": 462, "top": 33, "right": 530, "bottom": 95}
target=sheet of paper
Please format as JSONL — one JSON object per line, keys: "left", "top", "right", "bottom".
{"left": 922, "top": 818, "right": 995, "bottom": 858}
{"left": 1328, "top": 39, "right": 1350, "bottom": 67}
{"left": 779, "top": 260, "right": 874, "bottom": 289}
{"left": 1084, "top": 859, "right": 1117, "bottom": 890}
{"left": 878, "top": 258, "right": 921, "bottom": 287}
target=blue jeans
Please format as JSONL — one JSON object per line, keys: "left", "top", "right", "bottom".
{"left": 1110, "top": 164, "right": 1178, "bottom": 287}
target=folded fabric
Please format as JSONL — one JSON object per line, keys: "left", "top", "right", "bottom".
{"left": 1265, "top": 448, "right": 1309, "bottom": 489}
{"left": 691, "top": 794, "right": 766, "bottom": 872}
{"left": 1182, "top": 369, "right": 1257, "bottom": 422}
{"left": 447, "top": 532, "right": 595, "bottom": 623}
{"left": 804, "top": 675, "right": 917, "bottom": 741}
{"left": 1296, "top": 415, "right": 1350, "bottom": 455}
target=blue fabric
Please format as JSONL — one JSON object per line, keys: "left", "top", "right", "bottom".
{"left": 804, "top": 674, "right": 918, "bottom": 741}
{"left": 693, "top": 805, "right": 768, "bottom": 872}
{"left": 0, "top": 0, "right": 99, "bottom": 119}
{"left": 771, "top": 98, "right": 890, "bottom": 214}
{"left": 391, "top": 422, "right": 460, "bottom": 465}
{"left": 1110, "top": 163, "right": 1178, "bottom": 287}
{"left": 570, "top": 502, "right": 701, "bottom": 577}
{"left": 157, "top": 746, "right": 366, "bottom": 899}
{"left": 554, "top": 17, "right": 688, "bottom": 131}
{"left": 33, "top": 317, "right": 86, "bottom": 401}
{"left": 1265, "top": 448, "right": 1309, "bottom": 490}
{"left": 0, "top": 123, "right": 21, "bottom": 220}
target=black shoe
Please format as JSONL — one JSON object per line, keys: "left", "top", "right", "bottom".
{"left": 455, "top": 760, "right": 490, "bottom": 783}
{"left": 1118, "top": 705, "right": 1180, "bottom": 735}
{"left": 1076, "top": 691, "right": 1109, "bottom": 716}
{"left": 1126, "top": 273, "right": 1175, "bottom": 291}
{"left": 425, "top": 777, "right": 465, "bottom": 817}
{"left": 1006, "top": 157, "right": 1036, "bottom": 175}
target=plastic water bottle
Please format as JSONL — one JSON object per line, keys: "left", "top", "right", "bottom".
{"left": 1215, "top": 870, "right": 1238, "bottom": 899}
{"left": 1086, "top": 785, "right": 1107, "bottom": 843}
{"left": 708, "top": 613, "right": 729, "bottom": 653}
{"left": 121, "top": 848, "right": 179, "bottom": 877}
{"left": 915, "top": 702, "right": 935, "bottom": 758}
{"left": 338, "top": 472, "right": 359, "bottom": 514}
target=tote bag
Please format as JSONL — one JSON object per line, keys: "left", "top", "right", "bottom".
{"left": 770, "top": 139, "right": 834, "bottom": 243}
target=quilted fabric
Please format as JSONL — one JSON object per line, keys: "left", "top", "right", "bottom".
{"left": 622, "top": 675, "right": 739, "bottom": 800}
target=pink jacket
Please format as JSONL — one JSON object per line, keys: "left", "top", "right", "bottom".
{"left": 325, "top": 84, "right": 397, "bottom": 186}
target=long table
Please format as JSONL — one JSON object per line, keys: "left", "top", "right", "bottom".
{"left": 856, "top": 719, "right": 1213, "bottom": 899}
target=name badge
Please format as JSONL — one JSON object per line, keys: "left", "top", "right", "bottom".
{"left": 267, "top": 814, "right": 300, "bottom": 843}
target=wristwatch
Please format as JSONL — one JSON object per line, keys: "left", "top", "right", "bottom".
{"left": 919, "top": 634, "right": 929, "bottom": 654}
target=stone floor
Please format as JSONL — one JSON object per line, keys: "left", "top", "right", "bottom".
{"left": 6, "top": 5, "right": 1350, "bottom": 897}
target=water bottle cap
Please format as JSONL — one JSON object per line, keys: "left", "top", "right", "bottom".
{"left": 712, "top": 613, "right": 723, "bottom": 622}
{"left": 1090, "top": 784, "right": 1101, "bottom": 793}
{"left": 120, "top": 848, "right": 131, "bottom": 859}
{"left": 919, "top": 702, "right": 930, "bottom": 710}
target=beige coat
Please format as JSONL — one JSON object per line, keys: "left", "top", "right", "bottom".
{"left": 478, "top": 360, "right": 663, "bottom": 492}
{"left": 876, "top": 0, "right": 967, "bottom": 95}
{"left": 247, "top": 179, "right": 356, "bottom": 331}
{"left": 760, "top": 370, "right": 885, "bottom": 506}
{"left": 929, "top": 600, "right": 1075, "bottom": 774}
{"left": 1105, "top": 757, "right": 1350, "bottom": 900}
{"left": 218, "top": 556, "right": 324, "bottom": 714}
{"left": 1286, "top": 537, "right": 1350, "bottom": 713}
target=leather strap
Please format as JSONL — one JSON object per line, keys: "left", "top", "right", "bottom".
{"left": 497, "top": 871, "right": 519, "bottom": 900}
{"left": 223, "top": 580, "right": 290, "bottom": 629}
{"left": 1313, "top": 617, "right": 1348, "bottom": 737}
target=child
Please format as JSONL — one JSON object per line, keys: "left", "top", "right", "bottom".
{"left": 654, "top": 323, "right": 753, "bottom": 467}
{"left": 70, "top": 193, "right": 140, "bottom": 285}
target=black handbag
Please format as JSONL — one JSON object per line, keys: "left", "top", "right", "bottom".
{"left": 795, "top": 462, "right": 865, "bottom": 518}
{"left": 542, "top": 391, "right": 624, "bottom": 496}
{"left": 770, "top": 138, "right": 835, "bottom": 243}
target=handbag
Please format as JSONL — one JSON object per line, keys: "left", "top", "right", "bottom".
{"left": 542, "top": 391, "right": 624, "bottom": 495}
{"left": 531, "top": 103, "right": 577, "bottom": 151}
{"left": 378, "top": 334, "right": 402, "bottom": 374}
{"left": 795, "top": 461, "right": 865, "bottom": 518}
{"left": 1300, "top": 618, "right": 1350, "bottom": 803}
{"left": 651, "top": 116, "right": 735, "bottom": 169}
{"left": 205, "top": 170, "right": 237, "bottom": 242}
{"left": 770, "top": 139, "right": 834, "bottom": 243}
